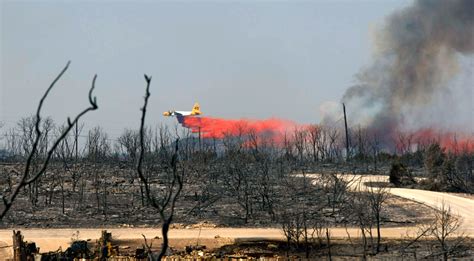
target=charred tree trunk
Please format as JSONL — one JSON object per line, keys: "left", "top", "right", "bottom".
{"left": 13, "top": 230, "right": 25, "bottom": 261}
{"left": 326, "top": 228, "right": 332, "bottom": 261}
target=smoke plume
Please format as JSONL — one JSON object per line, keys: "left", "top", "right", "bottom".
{"left": 340, "top": 0, "right": 474, "bottom": 147}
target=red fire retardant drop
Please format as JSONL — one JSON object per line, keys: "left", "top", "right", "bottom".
{"left": 181, "top": 116, "right": 306, "bottom": 144}
{"left": 179, "top": 117, "right": 473, "bottom": 154}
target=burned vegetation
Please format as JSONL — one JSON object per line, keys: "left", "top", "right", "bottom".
{"left": 0, "top": 63, "right": 473, "bottom": 260}
{"left": 1, "top": 0, "right": 474, "bottom": 258}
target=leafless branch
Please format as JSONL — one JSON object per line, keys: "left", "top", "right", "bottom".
{"left": 0, "top": 61, "right": 99, "bottom": 219}
{"left": 136, "top": 74, "right": 183, "bottom": 260}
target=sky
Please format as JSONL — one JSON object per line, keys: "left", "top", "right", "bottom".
{"left": 1, "top": 0, "right": 411, "bottom": 139}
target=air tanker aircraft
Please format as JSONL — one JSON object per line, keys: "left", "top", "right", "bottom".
{"left": 163, "top": 103, "right": 201, "bottom": 117}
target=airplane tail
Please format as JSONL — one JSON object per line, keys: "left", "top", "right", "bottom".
{"left": 191, "top": 102, "right": 201, "bottom": 115}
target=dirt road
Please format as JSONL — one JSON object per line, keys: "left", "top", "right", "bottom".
{"left": 372, "top": 176, "right": 472, "bottom": 234}
{"left": 389, "top": 188, "right": 474, "bottom": 232}
{"left": 328, "top": 174, "right": 474, "bottom": 235}
{"left": 0, "top": 226, "right": 418, "bottom": 259}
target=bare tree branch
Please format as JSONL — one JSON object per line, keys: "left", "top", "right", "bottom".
{"left": 136, "top": 74, "right": 183, "bottom": 260}
{"left": 0, "top": 61, "right": 99, "bottom": 219}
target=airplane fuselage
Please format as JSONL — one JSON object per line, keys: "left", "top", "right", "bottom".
{"left": 164, "top": 111, "right": 193, "bottom": 116}
{"left": 163, "top": 103, "right": 201, "bottom": 117}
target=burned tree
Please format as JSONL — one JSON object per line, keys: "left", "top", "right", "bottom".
{"left": 0, "top": 61, "right": 99, "bottom": 220}
{"left": 307, "top": 124, "right": 321, "bottom": 163}
{"left": 86, "top": 126, "right": 111, "bottom": 215}
{"left": 366, "top": 185, "right": 390, "bottom": 253}
{"left": 136, "top": 75, "right": 183, "bottom": 260}
{"left": 116, "top": 128, "right": 140, "bottom": 163}
{"left": 421, "top": 201, "right": 466, "bottom": 260}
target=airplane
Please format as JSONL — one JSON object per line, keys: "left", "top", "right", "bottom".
{"left": 163, "top": 102, "right": 201, "bottom": 117}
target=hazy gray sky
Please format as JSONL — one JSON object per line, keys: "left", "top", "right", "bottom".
{"left": 1, "top": 0, "right": 411, "bottom": 138}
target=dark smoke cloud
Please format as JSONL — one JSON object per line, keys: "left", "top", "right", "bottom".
{"left": 341, "top": 0, "right": 474, "bottom": 146}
